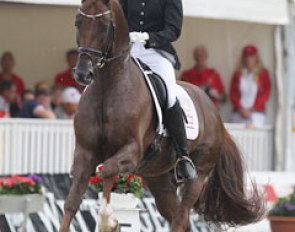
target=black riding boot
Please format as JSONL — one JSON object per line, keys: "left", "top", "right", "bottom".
{"left": 166, "top": 100, "right": 197, "bottom": 182}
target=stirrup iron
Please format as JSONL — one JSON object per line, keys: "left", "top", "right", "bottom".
{"left": 174, "top": 156, "right": 197, "bottom": 183}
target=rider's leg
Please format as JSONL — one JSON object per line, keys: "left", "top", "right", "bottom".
{"left": 131, "top": 44, "right": 196, "bottom": 181}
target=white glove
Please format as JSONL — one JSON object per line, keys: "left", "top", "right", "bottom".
{"left": 129, "top": 32, "right": 149, "bottom": 44}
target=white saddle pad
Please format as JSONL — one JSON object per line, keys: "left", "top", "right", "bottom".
{"left": 134, "top": 58, "right": 199, "bottom": 141}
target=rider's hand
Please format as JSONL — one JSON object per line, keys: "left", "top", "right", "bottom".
{"left": 129, "top": 32, "right": 149, "bottom": 44}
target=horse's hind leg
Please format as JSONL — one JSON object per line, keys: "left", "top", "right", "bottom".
{"left": 171, "top": 174, "right": 205, "bottom": 232}
{"left": 59, "top": 147, "right": 97, "bottom": 232}
{"left": 145, "top": 172, "right": 178, "bottom": 224}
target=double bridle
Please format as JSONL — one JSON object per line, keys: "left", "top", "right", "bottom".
{"left": 77, "top": 8, "right": 129, "bottom": 69}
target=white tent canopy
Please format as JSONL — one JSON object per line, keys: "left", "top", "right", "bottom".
{"left": 0, "top": 0, "right": 289, "bottom": 25}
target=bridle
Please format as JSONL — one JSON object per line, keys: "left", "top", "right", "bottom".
{"left": 77, "top": 8, "right": 129, "bottom": 69}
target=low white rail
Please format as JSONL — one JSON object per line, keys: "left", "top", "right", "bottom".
{"left": 226, "top": 124, "right": 274, "bottom": 171}
{"left": 0, "top": 119, "right": 274, "bottom": 175}
{"left": 0, "top": 119, "right": 74, "bottom": 175}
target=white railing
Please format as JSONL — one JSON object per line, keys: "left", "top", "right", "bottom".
{"left": 226, "top": 124, "right": 274, "bottom": 171}
{"left": 0, "top": 119, "right": 274, "bottom": 175}
{"left": 0, "top": 119, "right": 75, "bottom": 175}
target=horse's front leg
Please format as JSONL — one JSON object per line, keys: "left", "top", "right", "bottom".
{"left": 99, "top": 141, "right": 140, "bottom": 232}
{"left": 59, "top": 146, "right": 97, "bottom": 232}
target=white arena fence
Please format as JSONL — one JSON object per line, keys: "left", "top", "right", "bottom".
{"left": 0, "top": 119, "right": 274, "bottom": 175}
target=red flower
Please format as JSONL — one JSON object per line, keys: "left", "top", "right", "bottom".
{"left": 11, "top": 176, "right": 36, "bottom": 186}
{"left": 113, "top": 176, "right": 119, "bottom": 182}
{"left": 126, "top": 176, "right": 133, "bottom": 182}
{"left": 28, "top": 179, "right": 35, "bottom": 186}
{"left": 2, "top": 178, "right": 14, "bottom": 187}
{"left": 98, "top": 165, "right": 103, "bottom": 172}
{"left": 90, "top": 176, "right": 102, "bottom": 184}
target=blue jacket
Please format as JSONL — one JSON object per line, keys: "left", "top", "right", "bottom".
{"left": 119, "top": 0, "right": 183, "bottom": 70}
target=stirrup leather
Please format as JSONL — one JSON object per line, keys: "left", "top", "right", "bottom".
{"left": 174, "top": 156, "right": 196, "bottom": 183}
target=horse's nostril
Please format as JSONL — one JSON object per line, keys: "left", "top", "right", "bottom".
{"left": 74, "top": 70, "right": 93, "bottom": 86}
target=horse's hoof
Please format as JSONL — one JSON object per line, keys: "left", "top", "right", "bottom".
{"left": 99, "top": 219, "right": 119, "bottom": 232}
{"left": 113, "top": 221, "right": 120, "bottom": 232}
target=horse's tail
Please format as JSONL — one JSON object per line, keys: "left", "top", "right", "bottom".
{"left": 194, "top": 128, "right": 265, "bottom": 227}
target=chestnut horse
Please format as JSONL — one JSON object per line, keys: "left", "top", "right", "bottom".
{"left": 59, "top": 0, "right": 264, "bottom": 231}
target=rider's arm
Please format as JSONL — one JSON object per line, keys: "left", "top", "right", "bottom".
{"left": 33, "top": 105, "right": 56, "bottom": 119}
{"left": 145, "top": 0, "right": 183, "bottom": 48}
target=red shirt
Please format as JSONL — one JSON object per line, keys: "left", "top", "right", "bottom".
{"left": 181, "top": 67, "right": 225, "bottom": 106}
{"left": 54, "top": 69, "right": 84, "bottom": 92}
{"left": 230, "top": 69, "right": 271, "bottom": 112}
{"left": 0, "top": 73, "right": 25, "bottom": 95}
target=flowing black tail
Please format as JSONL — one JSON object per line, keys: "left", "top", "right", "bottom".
{"left": 194, "top": 128, "right": 265, "bottom": 227}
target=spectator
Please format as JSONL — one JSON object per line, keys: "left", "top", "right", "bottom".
{"left": 0, "top": 80, "right": 17, "bottom": 118}
{"left": 54, "top": 49, "right": 84, "bottom": 92}
{"left": 55, "top": 87, "right": 81, "bottom": 119}
{"left": 21, "top": 90, "right": 35, "bottom": 103}
{"left": 35, "top": 81, "right": 50, "bottom": 92}
{"left": 19, "top": 89, "right": 55, "bottom": 119}
{"left": 51, "top": 85, "right": 63, "bottom": 110}
{"left": 181, "top": 46, "right": 225, "bottom": 107}
{"left": 21, "top": 89, "right": 35, "bottom": 109}
{"left": 230, "top": 45, "right": 271, "bottom": 127}
{"left": 0, "top": 52, "right": 25, "bottom": 97}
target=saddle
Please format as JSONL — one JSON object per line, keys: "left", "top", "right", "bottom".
{"left": 136, "top": 59, "right": 168, "bottom": 117}
{"left": 133, "top": 57, "right": 199, "bottom": 140}
{"left": 133, "top": 57, "right": 199, "bottom": 171}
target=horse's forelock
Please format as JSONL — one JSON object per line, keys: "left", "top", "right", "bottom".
{"left": 81, "top": 0, "right": 110, "bottom": 6}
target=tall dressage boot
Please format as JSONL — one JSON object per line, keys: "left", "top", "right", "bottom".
{"left": 166, "top": 100, "right": 197, "bottom": 182}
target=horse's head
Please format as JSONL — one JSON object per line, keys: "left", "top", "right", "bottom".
{"left": 73, "top": 0, "right": 114, "bottom": 85}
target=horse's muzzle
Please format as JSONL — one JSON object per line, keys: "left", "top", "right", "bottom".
{"left": 73, "top": 68, "right": 93, "bottom": 86}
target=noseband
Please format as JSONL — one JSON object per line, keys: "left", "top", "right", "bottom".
{"left": 77, "top": 8, "right": 128, "bottom": 69}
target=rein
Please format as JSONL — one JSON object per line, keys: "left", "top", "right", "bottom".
{"left": 77, "top": 8, "right": 129, "bottom": 69}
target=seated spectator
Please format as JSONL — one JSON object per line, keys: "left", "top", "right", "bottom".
{"left": 21, "top": 90, "right": 35, "bottom": 103}
{"left": 0, "top": 52, "right": 25, "bottom": 97}
{"left": 35, "top": 81, "right": 50, "bottom": 92}
{"left": 18, "top": 89, "right": 55, "bottom": 119}
{"left": 230, "top": 45, "right": 271, "bottom": 127}
{"left": 54, "top": 49, "right": 84, "bottom": 92}
{"left": 0, "top": 81, "right": 17, "bottom": 118}
{"left": 20, "top": 89, "right": 35, "bottom": 109}
{"left": 55, "top": 87, "right": 81, "bottom": 119}
{"left": 181, "top": 46, "right": 225, "bottom": 108}
{"left": 51, "top": 85, "right": 63, "bottom": 110}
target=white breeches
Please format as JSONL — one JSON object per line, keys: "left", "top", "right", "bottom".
{"left": 131, "top": 42, "right": 177, "bottom": 107}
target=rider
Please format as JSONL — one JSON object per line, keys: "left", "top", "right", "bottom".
{"left": 119, "top": 0, "right": 196, "bottom": 182}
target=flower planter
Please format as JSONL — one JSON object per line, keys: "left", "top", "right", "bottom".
{"left": 98, "top": 192, "right": 140, "bottom": 209}
{"left": 0, "top": 194, "right": 45, "bottom": 214}
{"left": 269, "top": 216, "right": 295, "bottom": 232}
